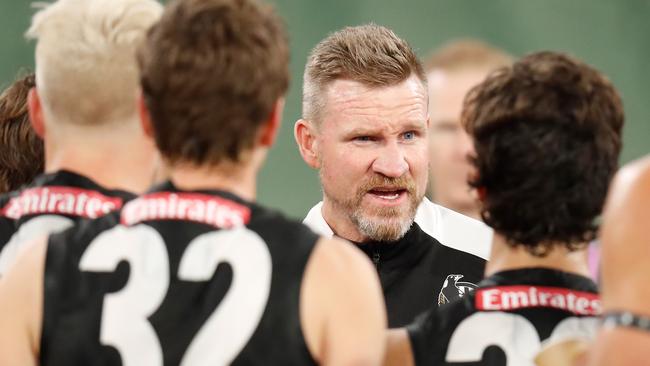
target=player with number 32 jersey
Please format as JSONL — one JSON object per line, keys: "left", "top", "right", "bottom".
{"left": 0, "top": 0, "right": 387, "bottom": 364}
{"left": 39, "top": 184, "right": 326, "bottom": 365}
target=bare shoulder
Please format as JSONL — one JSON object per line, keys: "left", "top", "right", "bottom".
{"left": 384, "top": 328, "right": 414, "bottom": 366}
{"left": 600, "top": 156, "right": 650, "bottom": 312}
{"left": 619, "top": 155, "right": 650, "bottom": 182}
{"left": 602, "top": 156, "right": 650, "bottom": 250}
{"left": 0, "top": 234, "right": 48, "bottom": 291}
{"left": 0, "top": 235, "right": 48, "bottom": 365}
{"left": 313, "top": 236, "right": 378, "bottom": 276}
{"left": 593, "top": 156, "right": 650, "bottom": 365}
{"left": 301, "top": 236, "right": 386, "bottom": 365}
{"left": 604, "top": 156, "right": 650, "bottom": 218}
{"left": 302, "top": 235, "right": 383, "bottom": 314}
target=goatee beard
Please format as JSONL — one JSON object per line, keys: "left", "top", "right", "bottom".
{"left": 325, "top": 174, "right": 421, "bottom": 242}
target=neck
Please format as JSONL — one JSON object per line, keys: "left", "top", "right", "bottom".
{"left": 485, "top": 233, "right": 590, "bottom": 277}
{"left": 44, "top": 120, "right": 156, "bottom": 194}
{"left": 321, "top": 198, "right": 368, "bottom": 242}
{"left": 432, "top": 194, "right": 481, "bottom": 221}
{"left": 454, "top": 206, "right": 481, "bottom": 221}
{"left": 169, "top": 160, "right": 258, "bottom": 202}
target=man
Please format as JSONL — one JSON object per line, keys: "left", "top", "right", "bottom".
{"left": 589, "top": 156, "right": 650, "bottom": 365}
{"left": 0, "top": 72, "right": 43, "bottom": 194}
{"left": 425, "top": 39, "right": 512, "bottom": 220}
{"left": 0, "top": 0, "right": 387, "bottom": 364}
{"left": 0, "top": 0, "right": 161, "bottom": 274}
{"left": 385, "top": 51, "right": 624, "bottom": 365}
{"left": 296, "top": 24, "right": 492, "bottom": 327}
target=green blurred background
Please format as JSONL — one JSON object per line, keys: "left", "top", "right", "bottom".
{"left": 1, "top": 0, "right": 648, "bottom": 218}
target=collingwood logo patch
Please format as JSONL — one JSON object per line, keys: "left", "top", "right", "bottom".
{"left": 438, "top": 274, "right": 477, "bottom": 305}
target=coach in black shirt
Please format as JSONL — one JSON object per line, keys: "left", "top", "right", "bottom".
{"left": 296, "top": 24, "right": 492, "bottom": 327}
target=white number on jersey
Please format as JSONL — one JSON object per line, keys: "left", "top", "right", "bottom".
{"left": 0, "top": 215, "right": 74, "bottom": 275}
{"left": 445, "top": 312, "right": 599, "bottom": 365}
{"left": 80, "top": 224, "right": 272, "bottom": 366}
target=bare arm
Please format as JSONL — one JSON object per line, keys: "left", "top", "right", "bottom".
{"left": 301, "top": 237, "right": 387, "bottom": 366}
{"left": 384, "top": 328, "right": 415, "bottom": 366}
{"left": 589, "top": 157, "right": 650, "bottom": 366}
{"left": 0, "top": 235, "right": 46, "bottom": 366}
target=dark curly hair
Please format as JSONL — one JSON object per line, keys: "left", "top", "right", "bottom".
{"left": 462, "top": 51, "right": 624, "bottom": 256}
{"left": 0, "top": 73, "right": 44, "bottom": 193}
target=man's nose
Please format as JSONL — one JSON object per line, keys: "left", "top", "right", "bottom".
{"left": 372, "top": 142, "right": 409, "bottom": 178}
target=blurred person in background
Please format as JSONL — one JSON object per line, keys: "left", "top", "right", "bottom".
{"left": 296, "top": 24, "right": 492, "bottom": 328}
{"left": 385, "top": 51, "right": 624, "bottom": 366}
{"left": 426, "top": 40, "right": 604, "bottom": 284}
{"left": 425, "top": 39, "right": 512, "bottom": 221}
{"left": 0, "top": 0, "right": 162, "bottom": 275}
{"left": 0, "top": 0, "right": 387, "bottom": 364}
{"left": 0, "top": 72, "right": 43, "bottom": 193}
{"left": 589, "top": 156, "right": 650, "bottom": 366}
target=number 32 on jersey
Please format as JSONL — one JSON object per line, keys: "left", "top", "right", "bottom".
{"left": 79, "top": 224, "right": 272, "bottom": 366}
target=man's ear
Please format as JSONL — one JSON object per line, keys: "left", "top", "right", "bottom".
{"left": 27, "top": 88, "right": 45, "bottom": 139}
{"left": 138, "top": 92, "right": 155, "bottom": 139}
{"left": 294, "top": 118, "right": 320, "bottom": 169}
{"left": 259, "top": 98, "right": 285, "bottom": 148}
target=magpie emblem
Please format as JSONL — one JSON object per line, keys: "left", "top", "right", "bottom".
{"left": 438, "top": 274, "right": 477, "bottom": 305}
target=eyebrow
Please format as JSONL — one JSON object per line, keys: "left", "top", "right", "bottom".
{"left": 401, "top": 120, "right": 428, "bottom": 130}
{"left": 342, "top": 121, "right": 427, "bottom": 136}
{"left": 341, "top": 127, "right": 380, "bottom": 136}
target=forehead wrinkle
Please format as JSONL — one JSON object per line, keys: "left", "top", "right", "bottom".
{"left": 325, "top": 81, "right": 427, "bottom": 128}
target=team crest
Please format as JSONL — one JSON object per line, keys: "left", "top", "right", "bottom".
{"left": 437, "top": 274, "right": 477, "bottom": 305}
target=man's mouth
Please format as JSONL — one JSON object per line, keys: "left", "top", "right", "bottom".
{"left": 367, "top": 188, "right": 407, "bottom": 201}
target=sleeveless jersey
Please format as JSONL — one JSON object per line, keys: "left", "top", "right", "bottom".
{"left": 0, "top": 170, "right": 133, "bottom": 275}
{"left": 40, "top": 181, "right": 319, "bottom": 365}
{"left": 408, "top": 268, "right": 600, "bottom": 366}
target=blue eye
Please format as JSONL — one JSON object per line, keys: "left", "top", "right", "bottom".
{"left": 355, "top": 136, "right": 373, "bottom": 142}
{"left": 403, "top": 131, "right": 416, "bottom": 140}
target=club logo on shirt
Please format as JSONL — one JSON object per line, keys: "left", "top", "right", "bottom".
{"left": 438, "top": 274, "right": 478, "bottom": 305}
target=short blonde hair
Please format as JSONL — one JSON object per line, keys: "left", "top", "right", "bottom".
{"left": 26, "top": 0, "right": 162, "bottom": 126}
{"left": 425, "top": 39, "right": 512, "bottom": 73}
{"left": 302, "top": 24, "right": 426, "bottom": 125}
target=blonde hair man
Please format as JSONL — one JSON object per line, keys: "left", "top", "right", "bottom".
{"left": 0, "top": 0, "right": 162, "bottom": 274}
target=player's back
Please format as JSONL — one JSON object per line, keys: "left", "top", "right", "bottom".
{"left": 0, "top": 170, "right": 134, "bottom": 274}
{"left": 40, "top": 182, "right": 318, "bottom": 365}
{"left": 407, "top": 268, "right": 600, "bottom": 366}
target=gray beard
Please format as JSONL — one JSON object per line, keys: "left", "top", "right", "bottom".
{"left": 320, "top": 169, "right": 422, "bottom": 242}
{"left": 325, "top": 189, "right": 420, "bottom": 242}
{"left": 350, "top": 205, "right": 415, "bottom": 241}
